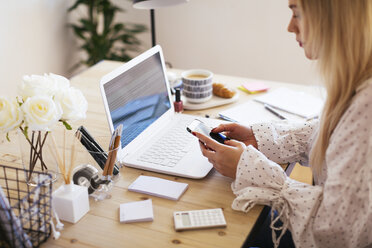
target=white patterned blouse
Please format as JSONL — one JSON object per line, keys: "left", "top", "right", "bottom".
{"left": 231, "top": 79, "right": 372, "bottom": 248}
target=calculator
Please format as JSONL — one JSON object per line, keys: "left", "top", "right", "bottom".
{"left": 173, "top": 208, "right": 227, "bottom": 231}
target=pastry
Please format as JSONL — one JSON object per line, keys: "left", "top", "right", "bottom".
{"left": 212, "top": 83, "right": 236, "bottom": 98}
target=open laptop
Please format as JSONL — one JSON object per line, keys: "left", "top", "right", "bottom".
{"left": 100, "top": 45, "right": 224, "bottom": 179}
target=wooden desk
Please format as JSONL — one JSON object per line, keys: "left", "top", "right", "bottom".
{"left": 0, "top": 60, "right": 312, "bottom": 248}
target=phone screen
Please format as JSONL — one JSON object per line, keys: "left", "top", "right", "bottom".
{"left": 186, "top": 119, "right": 229, "bottom": 144}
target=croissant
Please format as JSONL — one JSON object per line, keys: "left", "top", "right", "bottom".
{"left": 212, "top": 83, "right": 236, "bottom": 98}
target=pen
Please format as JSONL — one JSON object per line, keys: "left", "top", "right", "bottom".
{"left": 79, "top": 131, "right": 107, "bottom": 165}
{"left": 264, "top": 104, "right": 287, "bottom": 120}
{"left": 108, "top": 124, "right": 122, "bottom": 176}
{"left": 218, "top": 114, "right": 238, "bottom": 123}
{"left": 78, "top": 126, "right": 120, "bottom": 175}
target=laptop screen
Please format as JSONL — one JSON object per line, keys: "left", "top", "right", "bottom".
{"left": 103, "top": 51, "right": 171, "bottom": 148}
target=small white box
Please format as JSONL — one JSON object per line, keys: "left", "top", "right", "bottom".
{"left": 52, "top": 184, "right": 89, "bottom": 224}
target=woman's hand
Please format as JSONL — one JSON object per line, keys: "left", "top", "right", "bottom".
{"left": 212, "top": 123, "right": 258, "bottom": 148}
{"left": 193, "top": 131, "right": 246, "bottom": 179}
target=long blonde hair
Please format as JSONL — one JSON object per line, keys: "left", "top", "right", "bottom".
{"left": 298, "top": 0, "right": 372, "bottom": 175}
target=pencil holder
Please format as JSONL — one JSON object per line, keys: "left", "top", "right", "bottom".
{"left": 73, "top": 134, "right": 121, "bottom": 201}
{"left": 79, "top": 133, "right": 121, "bottom": 175}
{"left": 52, "top": 184, "right": 89, "bottom": 224}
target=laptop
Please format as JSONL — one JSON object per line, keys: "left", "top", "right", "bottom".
{"left": 100, "top": 45, "right": 224, "bottom": 179}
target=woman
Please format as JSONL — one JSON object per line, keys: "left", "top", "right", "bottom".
{"left": 193, "top": 0, "right": 372, "bottom": 247}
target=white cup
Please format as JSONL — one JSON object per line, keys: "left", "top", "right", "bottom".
{"left": 181, "top": 69, "right": 213, "bottom": 103}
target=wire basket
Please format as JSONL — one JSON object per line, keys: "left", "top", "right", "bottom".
{"left": 0, "top": 164, "right": 52, "bottom": 248}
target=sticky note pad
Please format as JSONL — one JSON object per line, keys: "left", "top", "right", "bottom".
{"left": 120, "top": 199, "right": 154, "bottom": 223}
{"left": 128, "top": 175, "right": 188, "bottom": 201}
{"left": 237, "top": 86, "right": 250, "bottom": 93}
{"left": 243, "top": 82, "right": 269, "bottom": 93}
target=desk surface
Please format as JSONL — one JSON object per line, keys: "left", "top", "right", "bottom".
{"left": 0, "top": 60, "right": 313, "bottom": 247}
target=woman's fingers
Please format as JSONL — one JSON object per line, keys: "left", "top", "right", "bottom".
{"left": 198, "top": 140, "right": 216, "bottom": 160}
{"left": 224, "top": 139, "right": 244, "bottom": 148}
{"left": 211, "top": 123, "right": 236, "bottom": 133}
{"left": 193, "top": 131, "right": 222, "bottom": 152}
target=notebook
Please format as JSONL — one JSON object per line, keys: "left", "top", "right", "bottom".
{"left": 100, "top": 45, "right": 224, "bottom": 179}
{"left": 254, "top": 87, "right": 324, "bottom": 119}
{"left": 128, "top": 175, "right": 188, "bottom": 201}
{"left": 119, "top": 199, "right": 154, "bottom": 223}
{"left": 219, "top": 99, "right": 306, "bottom": 125}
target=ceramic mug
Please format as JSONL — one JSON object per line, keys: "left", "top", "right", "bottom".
{"left": 181, "top": 69, "right": 213, "bottom": 103}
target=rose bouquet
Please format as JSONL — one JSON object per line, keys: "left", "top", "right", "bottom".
{"left": 0, "top": 73, "right": 88, "bottom": 181}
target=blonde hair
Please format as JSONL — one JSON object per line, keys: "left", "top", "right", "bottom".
{"left": 298, "top": 0, "right": 372, "bottom": 175}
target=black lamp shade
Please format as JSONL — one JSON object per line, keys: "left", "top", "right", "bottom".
{"left": 133, "top": 0, "right": 188, "bottom": 9}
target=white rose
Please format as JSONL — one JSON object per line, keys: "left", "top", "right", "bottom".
{"left": 44, "top": 73, "right": 70, "bottom": 91}
{"left": 19, "top": 74, "right": 58, "bottom": 100}
{"left": 21, "top": 95, "right": 62, "bottom": 131}
{"left": 55, "top": 87, "right": 88, "bottom": 121}
{"left": 0, "top": 97, "right": 23, "bottom": 133}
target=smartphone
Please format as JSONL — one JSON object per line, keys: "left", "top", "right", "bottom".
{"left": 186, "top": 119, "right": 229, "bottom": 144}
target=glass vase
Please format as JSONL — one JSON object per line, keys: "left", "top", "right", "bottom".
{"left": 18, "top": 130, "right": 58, "bottom": 186}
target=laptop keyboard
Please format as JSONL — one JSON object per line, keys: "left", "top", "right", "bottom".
{"left": 138, "top": 118, "right": 195, "bottom": 167}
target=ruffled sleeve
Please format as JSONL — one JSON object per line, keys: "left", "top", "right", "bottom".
{"left": 251, "top": 119, "right": 319, "bottom": 165}
{"left": 231, "top": 146, "right": 323, "bottom": 247}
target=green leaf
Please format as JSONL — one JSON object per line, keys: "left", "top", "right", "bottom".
{"left": 104, "top": 10, "right": 115, "bottom": 34}
{"left": 23, "top": 126, "right": 29, "bottom": 140}
{"left": 126, "top": 24, "right": 148, "bottom": 34}
{"left": 6, "top": 133, "right": 10, "bottom": 142}
{"left": 71, "top": 25, "right": 88, "bottom": 40}
{"left": 112, "top": 23, "right": 124, "bottom": 33}
{"left": 62, "top": 121, "right": 72, "bottom": 130}
{"left": 80, "top": 19, "right": 97, "bottom": 32}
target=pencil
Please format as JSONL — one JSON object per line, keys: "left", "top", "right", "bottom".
{"left": 264, "top": 104, "right": 287, "bottom": 120}
{"left": 102, "top": 130, "right": 116, "bottom": 176}
{"left": 108, "top": 135, "right": 121, "bottom": 176}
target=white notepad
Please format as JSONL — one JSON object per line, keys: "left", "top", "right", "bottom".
{"left": 119, "top": 199, "right": 154, "bottom": 223}
{"left": 128, "top": 175, "right": 188, "bottom": 201}
{"left": 254, "top": 87, "right": 324, "bottom": 119}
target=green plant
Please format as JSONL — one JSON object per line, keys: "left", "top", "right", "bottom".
{"left": 68, "top": 0, "right": 147, "bottom": 68}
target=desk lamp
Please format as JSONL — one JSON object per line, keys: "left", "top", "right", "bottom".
{"left": 133, "top": 0, "right": 189, "bottom": 47}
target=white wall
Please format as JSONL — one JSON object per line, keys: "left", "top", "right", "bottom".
{"left": 0, "top": 0, "right": 74, "bottom": 96}
{"left": 0, "top": 0, "right": 150, "bottom": 96}
{"left": 154, "top": 0, "right": 320, "bottom": 85}
{"left": 0, "top": 0, "right": 320, "bottom": 99}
